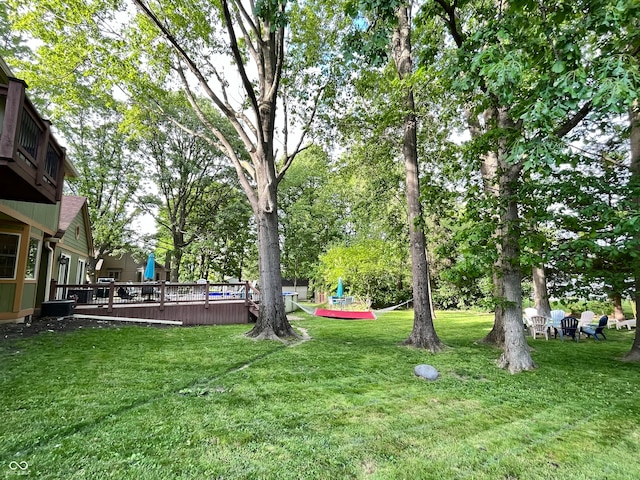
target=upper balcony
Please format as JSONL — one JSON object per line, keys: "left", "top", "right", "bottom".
{"left": 0, "top": 78, "right": 67, "bottom": 204}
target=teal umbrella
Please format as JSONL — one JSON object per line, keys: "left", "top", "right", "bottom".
{"left": 144, "top": 253, "right": 155, "bottom": 281}
{"left": 337, "top": 277, "right": 344, "bottom": 298}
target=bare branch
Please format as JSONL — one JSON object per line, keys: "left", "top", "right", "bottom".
{"left": 231, "top": 0, "right": 260, "bottom": 63}
{"left": 132, "top": 0, "right": 235, "bottom": 120}
{"left": 150, "top": 69, "right": 258, "bottom": 211}
{"left": 221, "top": 0, "right": 262, "bottom": 135}
{"left": 265, "top": 3, "right": 286, "bottom": 103}
{"left": 277, "top": 84, "right": 327, "bottom": 183}
{"left": 553, "top": 101, "right": 592, "bottom": 138}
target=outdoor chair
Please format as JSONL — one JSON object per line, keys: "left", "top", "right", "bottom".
{"left": 560, "top": 316, "right": 580, "bottom": 342}
{"left": 117, "top": 286, "right": 135, "bottom": 300}
{"left": 579, "top": 310, "right": 595, "bottom": 327}
{"left": 611, "top": 302, "right": 637, "bottom": 330}
{"left": 548, "top": 309, "right": 566, "bottom": 339}
{"left": 529, "top": 315, "right": 549, "bottom": 340}
{"left": 580, "top": 315, "right": 608, "bottom": 341}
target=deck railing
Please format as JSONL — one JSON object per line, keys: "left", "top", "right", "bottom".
{"left": 50, "top": 280, "right": 255, "bottom": 313}
{"left": 0, "top": 78, "right": 66, "bottom": 203}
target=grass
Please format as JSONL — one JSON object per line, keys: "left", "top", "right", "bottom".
{"left": 1, "top": 310, "right": 639, "bottom": 479}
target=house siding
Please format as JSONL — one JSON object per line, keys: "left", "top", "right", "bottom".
{"left": 0, "top": 200, "right": 60, "bottom": 234}
{"left": 21, "top": 283, "right": 37, "bottom": 310}
{"left": 0, "top": 284, "right": 16, "bottom": 311}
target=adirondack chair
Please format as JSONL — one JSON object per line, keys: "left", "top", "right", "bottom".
{"left": 577, "top": 310, "right": 594, "bottom": 327}
{"left": 560, "top": 316, "right": 580, "bottom": 342}
{"left": 548, "top": 310, "right": 566, "bottom": 338}
{"left": 523, "top": 307, "right": 538, "bottom": 327}
{"left": 611, "top": 302, "right": 637, "bottom": 330}
{"left": 529, "top": 316, "right": 549, "bottom": 340}
{"left": 580, "top": 315, "right": 608, "bottom": 341}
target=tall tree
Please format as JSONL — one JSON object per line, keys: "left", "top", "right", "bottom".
{"left": 627, "top": 100, "right": 640, "bottom": 361}
{"left": 130, "top": 0, "right": 332, "bottom": 339}
{"left": 392, "top": 4, "right": 443, "bottom": 351}
{"left": 278, "top": 146, "right": 346, "bottom": 284}
{"left": 65, "top": 109, "right": 144, "bottom": 261}
{"left": 344, "top": 0, "right": 444, "bottom": 351}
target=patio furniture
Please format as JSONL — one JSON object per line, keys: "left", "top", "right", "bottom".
{"left": 548, "top": 310, "right": 566, "bottom": 339}
{"left": 578, "top": 310, "right": 595, "bottom": 327}
{"left": 611, "top": 302, "right": 637, "bottom": 330}
{"left": 117, "top": 286, "right": 135, "bottom": 300}
{"left": 529, "top": 316, "right": 549, "bottom": 340}
{"left": 580, "top": 315, "right": 608, "bottom": 341}
{"left": 560, "top": 316, "right": 580, "bottom": 342}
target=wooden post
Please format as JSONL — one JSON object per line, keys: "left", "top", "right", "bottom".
{"left": 49, "top": 279, "right": 57, "bottom": 301}
{"left": 108, "top": 281, "right": 114, "bottom": 313}
{"left": 0, "top": 78, "right": 26, "bottom": 160}
{"left": 205, "top": 281, "right": 209, "bottom": 309}
{"left": 159, "top": 281, "right": 165, "bottom": 311}
{"left": 35, "top": 119, "right": 50, "bottom": 186}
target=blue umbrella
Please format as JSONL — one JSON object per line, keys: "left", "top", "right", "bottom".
{"left": 144, "top": 253, "right": 155, "bottom": 281}
{"left": 337, "top": 277, "right": 344, "bottom": 298}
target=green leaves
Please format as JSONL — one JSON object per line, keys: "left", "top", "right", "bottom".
{"left": 551, "top": 60, "right": 565, "bottom": 74}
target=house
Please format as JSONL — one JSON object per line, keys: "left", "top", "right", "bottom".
{"left": 0, "top": 57, "right": 88, "bottom": 322}
{"left": 94, "top": 252, "right": 168, "bottom": 283}
{"left": 50, "top": 196, "right": 94, "bottom": 299}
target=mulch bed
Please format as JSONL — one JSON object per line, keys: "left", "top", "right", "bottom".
{"left": 0, "top": 316, "right": 173, "bottom": 342}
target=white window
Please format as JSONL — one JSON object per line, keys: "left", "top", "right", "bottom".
{"left": 25, "top": 237, "right": 40, "bottom": 280}
{"left": 0, "top": 233, "right": 20, "bottom": 280}
{"left": 76, "top": 259, "right": 86, "bottom": 284}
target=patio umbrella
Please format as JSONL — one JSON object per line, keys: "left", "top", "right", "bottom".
{"left": 337, "top": 277, "right": 344, "bottom": 298}
{"left": 144, "top": 253, "right": 155, "bottom": 281}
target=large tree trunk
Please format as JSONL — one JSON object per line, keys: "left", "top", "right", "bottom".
{"left": 533, "top": 265, "right": 551, "bottom": 318}
{"left": 393, "top": 5, "right": 444, "bottom": 352}
{"left": 246, "top": 154, "right": 295, "bottom": 340}
{"left": 497, "top": 183, "right": 533, "bottom": 372}
{"left": 474, "top": 106, "right": 534, "bottom": 371}
{"left": 624, "top": 100, "right": 640, "bottom": 361}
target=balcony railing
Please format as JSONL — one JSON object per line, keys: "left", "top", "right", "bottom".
{"left": 0, "top": 78, "right": 66, "bottom": 204}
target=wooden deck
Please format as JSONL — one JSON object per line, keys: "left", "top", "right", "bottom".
{"left": 49, "top": 281, "right": 259, "bottom": 326}
{"left": 74, "top": 300, "right": 251, "bottom": 325}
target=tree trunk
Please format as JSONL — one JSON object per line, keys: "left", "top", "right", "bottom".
{"left": 624, "top": 100, "right": 640, "bottom": 361}
{"left": 171, "top": 249, "right": 182, "bottom": 283}
{"left": 533, "top": 265, "right": 551, "bottom": 318}
{"left": 611, "top": 293, "right": 625, "bottom": 321}
{"left": 476, "top": 106, "right": 534, "bottom": 371}
{"left": 393, "top": 5, "right": 444, "bottom": 352}
{"left": 480, "top": 269, "right": 505, "bottom": 347}
{"left": 246, "top": 159, "right": 296, "bottom": 340}
{"left": 497, "top": 184, "right": 534, "bottom": 372}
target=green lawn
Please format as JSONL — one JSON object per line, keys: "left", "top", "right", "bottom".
{"left": 1, "top": 310, "right": 638, "bottom": 479}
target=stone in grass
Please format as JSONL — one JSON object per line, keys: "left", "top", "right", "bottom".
{"left": 414, "top": 364, "right": 439, "bottom": 381}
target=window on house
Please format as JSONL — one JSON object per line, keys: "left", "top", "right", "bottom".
{"left": 77, "top": 259, "right": 86, "bottom": 284}
{"left": 107, "top": 271, "right": 120, "bottom": 281}
{"left": 25, "top": 237, "right": 40, "bottom": 280}
{"left": 0, "top": 233, "right": 20, "bottom": 279}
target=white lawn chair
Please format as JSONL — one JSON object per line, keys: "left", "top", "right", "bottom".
{"left": 523, "top": 307, "right": 538, "bottom": 327}
{"left": 612, "top": 302, "right": 636, "bottom": 330}
{"left": 578, "top": 310, "right": 595, "bottom": 327}
{"left": 529, "top": 316, "right": 550, "bottom": 340}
